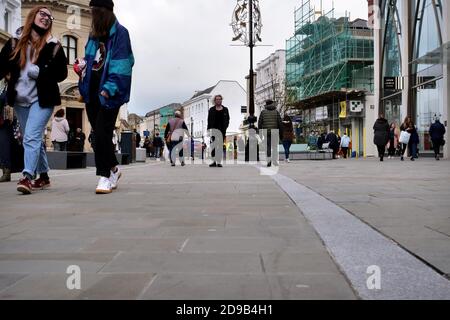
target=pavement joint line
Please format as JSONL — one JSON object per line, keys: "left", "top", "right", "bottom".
{"left": 96, "top": 251, "right": 124, "bottom": 275}
{"left": 270, "top": 172, "right": 450, "bottom": 300}
{"left": 137, "top": 274, "right": 159, "bottom": 300}
{"left": 0, "top": 274, "right": 31, "bottom": 294}
{"left": 178, "top": 238, "right": 190, "bottom": 253}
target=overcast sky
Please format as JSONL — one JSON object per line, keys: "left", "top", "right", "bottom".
{"left": 113, "top": 0, "right": 368, "bottom": 116}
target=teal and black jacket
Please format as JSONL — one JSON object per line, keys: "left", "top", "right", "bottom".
{"left": 79, "top": 20, "right": 134, "bottom": 109}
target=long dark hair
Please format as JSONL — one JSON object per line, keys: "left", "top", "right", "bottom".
{"left": 90, "top": 7, "right": 116, "bottom": 38}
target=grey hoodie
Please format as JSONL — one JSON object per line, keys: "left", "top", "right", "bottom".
{"left": 51, "top": 117, "right": 70, "bottom": 142}
{"left": 15, "top": 44, "right": 40, "bottom": 107}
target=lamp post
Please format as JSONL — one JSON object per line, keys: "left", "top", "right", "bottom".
{"left": 231, "top": 0, "right": 262, "bottom": 161}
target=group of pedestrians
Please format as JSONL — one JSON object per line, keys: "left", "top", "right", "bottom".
{"left": 308, "top": 131, "right": 352, "bottom": 160}
{"left": 0, "top": 0, "right": 134, "bottom": 195}
{"left": 373, "top": 113, "right": 446, "bottom": 162}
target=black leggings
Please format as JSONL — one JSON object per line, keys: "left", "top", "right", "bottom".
{"left": 377, "top": 145, "right": 386, "bottom": 158}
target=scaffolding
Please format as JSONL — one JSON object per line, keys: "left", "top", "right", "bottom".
{"left": 286, "top": 0, "right": 374, "bottom": 106}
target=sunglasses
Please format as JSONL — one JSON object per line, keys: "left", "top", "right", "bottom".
{"left": 38, "top": 10, "right": 55, "bottom": 22}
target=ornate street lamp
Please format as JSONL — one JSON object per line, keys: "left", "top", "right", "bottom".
{"left": 231, "top": 0, "right": 262, "bottom": 161}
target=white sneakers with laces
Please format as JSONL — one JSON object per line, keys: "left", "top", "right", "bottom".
{"left": 109, "top": 167, "right": 122, "bottom": 190}
{"left": 96, "top": 177, "right": 113, "bottom": 194}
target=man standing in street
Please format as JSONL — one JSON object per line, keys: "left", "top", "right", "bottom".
{"left": 258, "top": 100, "right": 283, "bottom": 167}
{"left": 207, "top": 95, "right": 230, "bottom": 168}
{"left": 134, "top": 129, "right": 141, "bottom": 148}
{"left": 75, "top": 128, "right": 86, "bottom": 152}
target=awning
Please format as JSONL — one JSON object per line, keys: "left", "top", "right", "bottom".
{"left": 411, "top": 41, "right": 450, "bottom": 65}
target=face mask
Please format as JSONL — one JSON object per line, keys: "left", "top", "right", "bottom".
{"left": 32, "top": 23, "right": 48, "bottom": 36}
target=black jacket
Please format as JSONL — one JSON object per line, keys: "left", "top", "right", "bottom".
{"left": 373, "top": 118, "right": 390, "bottom": 146}
{"left": 207, "top": 106, "right": 230, "bottom": 136}
{"left": 0, "top": 36, "right": 68, "bottom": 108}
{"left": 429, "top": 121, "right": 446, "bottom": 141}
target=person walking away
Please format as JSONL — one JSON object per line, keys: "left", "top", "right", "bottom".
{"left": 164, "top": 110, "right": 189, "bottom": 167}
{"left": 429, "top": 118, "right": 446, "bottom": 161}
{"left": 0, "top": 7, "right": 68, "bottom": 194}
{"left": 408, "top": 123, "right": 419, "bottom": 161}
{"left": 340, "top": 133, "right": 351, "bottom": 159}
{"left": 134, "top": 129, "right": 141, "bottom": 148}
{"left": 50, "top": 109, "right": 69, "bottom": 151}
{"left": 153, "top": 132, "right": 164, "bottom": 160}
{"left": 207, "top": 95, "right": 230, "bottom": 168}
{"left": 258, "top": 99, "right": 283, "bottom": 167}
{"left": 326, "top": 131, "right": 339, "bottom": 159}
{"left": 399, "top": 117, "right": 414, "bottom": 161}
{"left": 373, "top": 114, "right": 390, "bottom": 162}
{"left": 282, "top": 115, "right": 294, "bottom": 162}
{"left": 388, "top": 122, "right": 399, "bottom": 159}
{"left": 77, "top": 0, "right": 134, "bottom": 194}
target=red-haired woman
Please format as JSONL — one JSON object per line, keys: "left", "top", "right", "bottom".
{"left": 0, "top": 6, "right": 68, "bottom": 194}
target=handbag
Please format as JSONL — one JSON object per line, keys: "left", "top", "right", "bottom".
{"left": 399, "top": 131, "right": 411, "bottom": 144}
{"left": 166, "top": 118, "right": 182, "bottom": 144}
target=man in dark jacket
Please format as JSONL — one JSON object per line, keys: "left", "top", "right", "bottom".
{"left": 258, "top": 100, "right": 283, "bottom": 167}
{"left": 152, "top": 132, "right": 164, "bottom": 159}
{"left": 326, "top": 131, "right": 339, "bottom": 159}
{"left": 429, "top": 119, "right": 446, "bottom": 160}
{"left": 207, "top": 95, "right": 230, "bottom": 168}
{"left": 373, "top": 114, "right": 390, "bottom": 162}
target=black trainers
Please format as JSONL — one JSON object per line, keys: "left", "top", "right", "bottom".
{"left": 217, "top": 164, "right": 223, "bottom": 168}
{"left": 209, "top": 162, "right": 217, "bottom": 168}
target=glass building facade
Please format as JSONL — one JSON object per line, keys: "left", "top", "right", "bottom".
{"left": 377, "top": 0, "right": 449, "bottom": 155}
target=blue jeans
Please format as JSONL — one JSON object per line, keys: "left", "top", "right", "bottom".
{"left": 15, "top": 102, "right": 53, "bottom": 178}
{"left": 154, "top": 147, "right": 161, "bottom": 158}
{"left": 283, "top": 140, "right": 292, "bottom": 160}
{"left": 409, "top": 143, "right": 418, "bottom": 159}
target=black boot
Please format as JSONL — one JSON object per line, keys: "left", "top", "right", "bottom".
{"left": 0, "top": 168, "right": 11, "bottom": 183}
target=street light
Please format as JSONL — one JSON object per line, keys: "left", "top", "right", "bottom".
{"left": 231, "top": 0, "right": 262, "bottom": 161}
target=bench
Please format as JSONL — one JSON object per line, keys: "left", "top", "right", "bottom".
{"left": 47, "top": 151, "right": 87, "bottom": 170}
{"left": 279, "top": 144, "right": 334, "bottom": 161}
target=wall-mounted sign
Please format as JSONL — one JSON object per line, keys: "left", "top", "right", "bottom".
{"left": 384, "top": 77, "right": 404, "bottom": 90}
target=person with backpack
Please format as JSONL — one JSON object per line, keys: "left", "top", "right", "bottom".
{"left": 429, "top": 118, "right": 446, "bottom": 161}
{"left": 258, "top": 100, "right": 283, "bottom": 167}
{"left": 0, "top": 6, "right": 68, "bottom": 194}
{"left": 77, "top": 0, "right": 134, "bottom": 194}
{"left": 164, "top": 110, "right": 189, "bottom": 167}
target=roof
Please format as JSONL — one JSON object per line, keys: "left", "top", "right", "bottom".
{"left": 190, "top": 85, "right": 216, "bottom": 100}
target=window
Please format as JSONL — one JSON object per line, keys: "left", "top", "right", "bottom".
{"left": 62, "top": 36, "right": 78, "bottom": 65}
{"left": 4, "top": 10, "right": 10, "bottom": 33}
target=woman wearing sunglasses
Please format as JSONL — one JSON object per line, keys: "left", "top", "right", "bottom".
{"left": 0, "top": 6, "right": 68, "bottom": 195}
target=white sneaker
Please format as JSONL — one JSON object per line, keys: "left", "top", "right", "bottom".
{"left": 96, "top": 177, "right": 113, "bottom": 194}
{"left": 109, "top": 167, "right": 122, "bottom": 190}
{"left": 287, "top": 159, "right": 291, "bottom": 163}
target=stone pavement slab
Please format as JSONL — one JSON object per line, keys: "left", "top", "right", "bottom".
{"left": 0, "top": 163, "right": 356, "bottom": 300}
{"left": 279, "top": 158, "right": 450, "bottom": 276}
